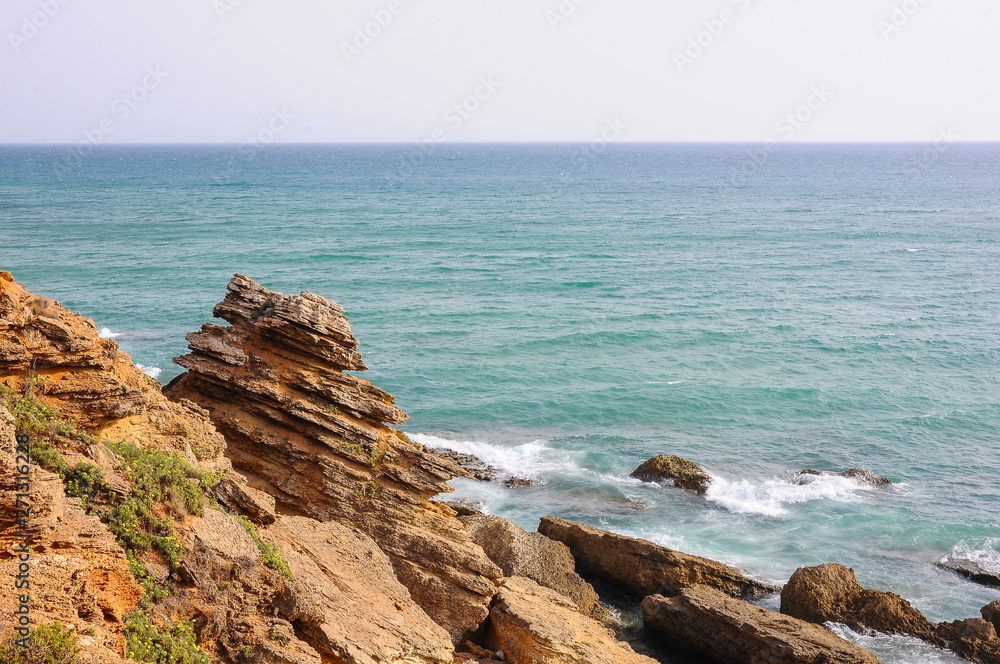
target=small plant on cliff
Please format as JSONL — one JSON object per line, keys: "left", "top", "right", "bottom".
{"left": 234, "top": 515, "right": 292, "bottom": 577}
{"left": 122, "top": 611, "right": 208, "bottom": 664}
{"left": 0, "top": 621, "right": 80, "bottom": 664}
{"left": 322, "top": 404, "right": 339, "bottom": 415}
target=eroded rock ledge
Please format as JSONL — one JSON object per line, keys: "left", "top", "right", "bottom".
{"left": 165, "top": 274, "right": 503, "bottom": 642}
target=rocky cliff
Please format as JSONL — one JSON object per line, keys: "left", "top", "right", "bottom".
{"left": 164, "top": 274, "right": 502, "bottom": 642}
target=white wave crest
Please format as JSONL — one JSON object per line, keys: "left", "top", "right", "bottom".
{"left": 941, "top": 538, "right": 1000, "bottom": 574}
{"left": 136, "top": 364, "right": 162, "bottom": 379}
{"left": 408, "top": 433, "right": 550, "bottom": 479}
{"left": 99, "top": 327, "right": 121, "bottom": 339}
{"left": 704, "top": 473, "right": 872, "bottom": 517}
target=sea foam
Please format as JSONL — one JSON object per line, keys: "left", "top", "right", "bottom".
{"left": 136, "top": 363, "right": 162, "bottom": 379}
{"left": 408, "top": 432, "right": 553, "bottom": 479}
{"left": 704, "top": 472, "right": 873, "bottom": 517}
{"left": 99, "top": 327, "right": 121, "bottom": 339}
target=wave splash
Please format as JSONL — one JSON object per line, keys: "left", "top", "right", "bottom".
{"left": 704, "top": 472, "right": 875, "bottom": 517}
{"left": 99, "top": 327, "right": 121, "bottom": 339}
{"left": 940, "top": 538, "right": 1000, "bottom": 575}
{"left": 135, "top": 363, "right": 162, "bottom": 379}
{"left": 408, "top": 432, "right": 552, "bottom": 480}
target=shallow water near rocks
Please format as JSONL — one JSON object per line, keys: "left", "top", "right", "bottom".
{"left": 2, "top": 144, "right": 999, "bottom": 663}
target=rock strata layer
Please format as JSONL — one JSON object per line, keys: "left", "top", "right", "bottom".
{"left": 460, "top": 514, "right": 609, "bottom": 621}
{"left": 487, "top": 576, "right": 657, "bottom": 664}
{"left": 630, "top": 454, "right": 711, "bottom": 494}
{"left": 641, "top": 586, "right": 881, "bottom": 664}
{"left": 538, "top": 516, "right": 777, "bottom": 599}
{"left": 165, "top": 274, "right": 502, "bottom": 642}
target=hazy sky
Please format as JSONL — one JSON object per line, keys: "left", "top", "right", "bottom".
{"left": 2, "top": 0, "right": 998, "bottom": 143}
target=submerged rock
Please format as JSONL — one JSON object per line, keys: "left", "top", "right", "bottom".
{"left": 460, "top": 514, "right": 610, "bottom": 621}
{"left": 641, "top": 585, "right": 881, "bottom": 664}
{"left": 538, "top": 516, "right": 778, "bottom": 599}
{"left": 165, "top": 274, "right": 503, "bottom": 642}
{"left": 487, "top": 576, "right": 657, "bottom": 664}
{"left": 939, "top": 558, "right": 1000, "bottom": 589}
{"left": 630, "top": 454, "right": 711, "bottom": 494}
{"left": 799, "top": 468, "right": 892, "bottom": 487}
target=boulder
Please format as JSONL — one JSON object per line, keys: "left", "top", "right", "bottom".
{"left": 213, "top": 476, "right": 277, "bottom": 525}
{"left": 165, "top": 275, "right": 503, "bottom": 642}
{"left": 538, "top": 516, "right": 777, "bottom": 599}
{"left": 487, "top": 576, "right": 657, "bottom": 664}
{"left": 984, "top": 602, "right": 1000, "bottom": 635}
{"left": 630, "top": 454, "right": 710, "bottom": 494}
{"left": 780, "top": 564, "right": 935, "bottom": 639}
{"left": 460, "top": 514, "right": 609, "bottom": 620}
{"left": 937, "top": 619, "right": 1000, "bottom": 664}
{"left": 641, "top": 586, "right": 881, "bottom": 664}
{"left": 264, "top": 515, "right": 455, "bottom": 664}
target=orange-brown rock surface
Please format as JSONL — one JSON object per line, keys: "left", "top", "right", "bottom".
{"left": 630, "top": 454, "right": 711, "bottom": 494}
{"left": 0, "top": 271, "right": 231, "bottom": 474}
{"left": 538, "top": 516, "right": 778, "bottom": 599}
{"left": 487, "top": 576, "right": 657, "bottom": 664}
{"left": 641, "top": 585, "right": 881, "bottom": 664}
{"left": 165, "top": 274, "right": 502, "bottom": 642}
{"left": 782, "top": 563, "right": 1000, "bottom": 664}
{"left": 0, "top": 406, "right": 142, "bottom": 663}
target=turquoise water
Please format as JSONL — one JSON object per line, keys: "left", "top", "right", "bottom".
{"left": 2, "top": 144, "right": 998, "bottom": 662}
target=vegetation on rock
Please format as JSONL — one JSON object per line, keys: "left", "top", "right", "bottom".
{"left": 0, "top": 622, "right": 81, "bottom": 664}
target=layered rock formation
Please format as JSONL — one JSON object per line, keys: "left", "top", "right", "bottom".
{"left": 0, "top": 271, "right": 231, "bottom": 474}
{"left": 641, "top": 586, "right": 881, "bottom": 664}
{"left": 460, "top": 514, "right": 609, "bottom": 621}
{"left": 538, "top": 516, "right": 777, "bottom": 599}
{"left": 782, "top": 563, "right": 1000, "bottom": 664}
{"left": 630, "top": 455, "right": 711, "bottom": 494}
{"left": 487, "top": 577, "right": 657, "bottom": 664}
{"left": 165, "top": 275, "right": 502, "bottom": 642}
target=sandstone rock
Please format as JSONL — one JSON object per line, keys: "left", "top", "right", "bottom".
{"left": 460, "top": 514, "right": 609, "bottom": 621}
{"left": 538, "top": 516, "right": 777, "bottom": 599}
{"left": 166, "top": 275, "right": 502, "bottom": 642}
{"left": 630, "top": 454, "right": 711, "bottom": 494}
{"left": 0, "top": 273, "right": 231, "bottom": 475}
{"left": 487, "top": 576, "right": 657, "bottom": 664}
{"left": 939, "top": 558, "right": 1000, "bottom": 589}
{"left": 984, "top": 602, "right": 1000, "bottom": 635}
{"left": 641, "top": 586, "right": 881, "bottom": 664}
{"left": 780, "top": 564, "right": 935, "bottom": 639}
{"left": 0, "top": 410, "right": 142, "bottom": 661}
{"left": 782, "top": 563, "right": 1000, "bottom": 664}
{"left": 213, "top": 476, "right": 277, "bottom": 525}
{"left": 187, "top": 507, "right": 261, "bottom": 566}
{"left": 799, "top": 469, "right": 892, "bottom": 487}
{"left": 264, "top": 515, "right": 454, "bottom": 664}
{"left": 937, "top": 619, "right": 1000, "bottom": 664}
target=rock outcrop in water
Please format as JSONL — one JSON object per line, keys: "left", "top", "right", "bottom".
{"left": 630, "top": 454, "right": 711, "bottom": 494}
{"left": 938, "top": 557, "right": 1000, "bottom": 589}
{"left": 165, "top": 274, "right": 503, "bottom": 642}
{"left": 782, "top": 563, "right": 1000, "bottom": 664}
{"left": 538, "top": 516, "right": 778, "bottom": 599}
{"left": 798, "top": 468, "right": 892, "bottom": 487}
{"left": 642, "top": 585, "right": 881, "bottom": 664}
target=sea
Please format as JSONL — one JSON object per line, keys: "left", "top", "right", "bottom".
{"left": 2, "top": 144, "right": 998, "bottom": 663}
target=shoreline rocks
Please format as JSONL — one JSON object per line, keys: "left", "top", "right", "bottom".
{"left": 939, "top": 558, "right": 1000, "bottom": 589}
{"left": 642, "top": 585, "right": 881, "bottom": 664}
{"left": 538, "top": 516, "right": 778, "bottom": 599}
{"left": 630, "top": 455, "right": 711, "bottom": 494}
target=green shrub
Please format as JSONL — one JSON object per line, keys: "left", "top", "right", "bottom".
{"left": 0, "top": 621, "right": 80, "bottom": 664}
{"left": 234, "top": 515, "right": 292, "bottom": 577}
{"left": 123, "top": 611, "right": 208, "bottom": 664}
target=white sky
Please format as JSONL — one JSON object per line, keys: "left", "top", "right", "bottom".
{"left": 1, "top": 0, "right": 998, "bottom": 143}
